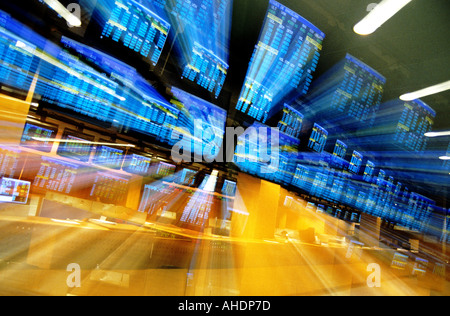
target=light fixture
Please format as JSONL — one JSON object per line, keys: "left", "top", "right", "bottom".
{"left": 42, "top": 0, "right": 82, "bottom": 27}
{"left": 424, "top": 131, "right": 450, "bottom": 138}
{"left": 353, "top": 0, "right": 413, "bottom": 35}
{"left": 400, "top": 80, "right": 450, "bottom": 101}
{"left": 439, "top": 156, "right": 450, "bottom": 161}
{"left": 32, "top": 137, "right": 136, "bottom": 148}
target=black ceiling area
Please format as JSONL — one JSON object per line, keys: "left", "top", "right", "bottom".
{"left": 0, "top": 0, "right": 449, "bottom": 207}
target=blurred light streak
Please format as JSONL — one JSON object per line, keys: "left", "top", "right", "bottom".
{"left": 42, "top": 0, "right": 82, "bottom": 27}
{"left": 353, "top": 0, "right": 413, "bottom": 35}
{"left": 400, "top": 80, "right": 450, "bottom": 101}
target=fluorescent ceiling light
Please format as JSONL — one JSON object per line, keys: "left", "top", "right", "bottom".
{"left": 424, "top": 131, "right": 450, "bottom": 138}
{"left": 353, "top": 0, "right": 413, "bottom": 35}
{"left": 42, "top": 0, "right": 82, "bottom": 27}
{"left": 400, "top": 80, "right": 450, "bottom": 101}
{"left": 439, "top": 156, "right": 450, "bottom": 160}
{"left": 32, "top": 137, "right": 136, "bottom": 148}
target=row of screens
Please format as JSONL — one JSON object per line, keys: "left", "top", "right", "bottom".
{"left": 91, "top": 0, "right": 232, "bottom": 98}
{"left": 20, "top": 121, "right": 174, "bottom": 176}
{"left": 0, "top": 143, "right": 237, "bottom": 205}
{"left": 0, "top": 9, "right": 227, "bottom": 159}
{"left": 0, "top": 5, "right": 435, "bottom": 163}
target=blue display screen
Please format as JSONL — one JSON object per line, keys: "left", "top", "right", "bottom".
{"left": 363, "top": 160, "right": 375, "bottom": 182}
{"left": 33, "top": 157, "right": 80, "bottom": 195}
{"left": 21, "top": 122, "right": 58, "bottom": 153}
{"left": 221, "top": 180, "right": 236, "bottom": 196}
{"left": 176, "top": 168, "right": 197, "bottom": 186}
{"left": 236, "top": 0, "right": 325, "bottom": 123}
{"left": 349, "top": 150, "right": 363, "bottom": 174}
{"left": 235, "top": 122, "right": 299, "bottom": 185}
{"left": 308, "top": 123, "right": 328, "bottom": 153}
{"left": 391, "top": 99, "right": 435, "bottom": 153}
{"left": 181, "top": 42, "right": 229, "bottom": 98}
{"left": 331, "top": 54, "right": 386, "bottom": 126}
{"left": 123, "top": 154, "right": 152, "bottom": 175}
{"left": 278, "top": 104, "right": 304, "bottom": 138}
{"left": 99, "top": 0, "right": 171, "bottom": 66}
{"left": 93, "top": 145, "right": 125, "bottom": 169}
{"left": 166, "top": 0, "right": 233, "bottom": 97}
{"left": 56, "top": 131, "right": 94, "bottom": 163}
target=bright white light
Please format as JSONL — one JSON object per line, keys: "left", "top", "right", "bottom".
{"left": 51, "top": 219, "right": 80, "bottom": 225}
{"left": 400, "top": 80, "right": 450, "bottom": 101}
{"left": 424, "top": 131, "right": 450, "bottom": 138}
{"left": 42, "top": 0, "right": 82, "bottom": 27}
{"left": 439, "top": 156, "right": 450, "bottom": 160}
{"left": 203, "top": 170, "right": 219, "bottom": 192}
{"left": 353, "top": 0, "right": 413, "bottom": 35}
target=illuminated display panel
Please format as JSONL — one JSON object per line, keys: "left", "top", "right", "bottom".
{"left": 123, "top": 154, "right": 152, "bottom": 175}
{"left": 40, "top": 48, "right": 119, "bottom": 122}
{"left": 308, "top": 123, "right": 328, "bottom": 153}
{"left": 0, "top": 14, "right": 40, "bottom": 94}
{"left": 176, "top": 168, "right": 198, "bottom": 186}
{"left": 57, "top": 129, "right": 95, "bottom": 163}
{"left": 332, "top": 54, "right": 385, "bottom": 126}
{"left": 20, "top": 121, "right": 58, "bottom": 153}
{"left": 349, "top": 150, "right": 363, "bottom": 174}
{"left": 166, "top": 0, "right": 232, "bottom": 97}
{"left": 333, "top": 140, "right": 347, "bottom": 159}
{"left": 152, "top": 161, "right": 176, "bottom": 178}
{"left": 236, "top": 0, "right": 325, "bottom": 123}
{"left": 62, "top": 36, "right": 180, "bottom": 145}
{"left": 170, "top": 87, "right": 227, "bottom": 161}
{"left": 32, "top": 157, "right": 79, "bottom": 195}
{"left": 380, "top": 99, "right": 436, "bottom": 153}
{"left": 0, "top": 147, "right": 21, "bottom": 179}
{"left": 277, "top": 104, "right": 304, "bottom": 138}
{"left": 99, "top": 0, "right": 170, "bottom": 66}
{"left": 181, "top": 42, "right": 229, "bottom": 99}
{"left": 93, "top": 144, "right": 125, "bottom": 170}
{"left": 0, "top": 178, "right": 30, "bottom": 204}
{"left": 90, "top": 172, "right": 129, "bottom": 205}
{"left": 221, "top": 180, "right": 236, "bottom": 197}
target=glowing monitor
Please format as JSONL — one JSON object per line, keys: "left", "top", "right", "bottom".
{"left": 304, "top": 53, "right": 385, "bottom": 130}
{"left": 32, "top": 157, "right": 79, "bottom": 195}
{"left": 0, "top": 178, "right": 30, "bottom": 204}
{"left": 90, "top": 172, "right": 129, "bottom": 205}
{"left": 333, "top": 140, "right": 347, "bottom": 159}
{"left": 221, "top": 180, "right": 237, "bottom": 197}
{"left": 166, "top": 0, "right": 233, "bottom": 97}
{"left": 236, "top": 0, "right": 325, "bottom": 123}
{"left": 93, "top": 144, "right": 125, "bottom": 169}
{"left": 308, "top": 123, "right": 328, "bottom": 153}
{"left": 123, "top": 154, "right": 152, "bottom": 175}
{"left": 176, "top": 168, "right": 198, "bottom": 186}
{"left": 21, "top": 121, "right": 58, "bottom": 153}
{"left": 363, "top": 160, "right": 375, "bottom": 182}
{"left": 349, "top": 150, "right": 363, "bottom": 174}
{"left": 277, "top": 104, "right": 304, "bottom": 138}
{"left": 378, "top": 98, "right": 436, "bottom": 153}
{"left": 181, "top": 42, "right": 229, "bottom": 99}
{"left": 57, "top": 129, "right": 95, "bottom": 163}
{"left": 99, "top": 0, "right": 170, "bottom": 66}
